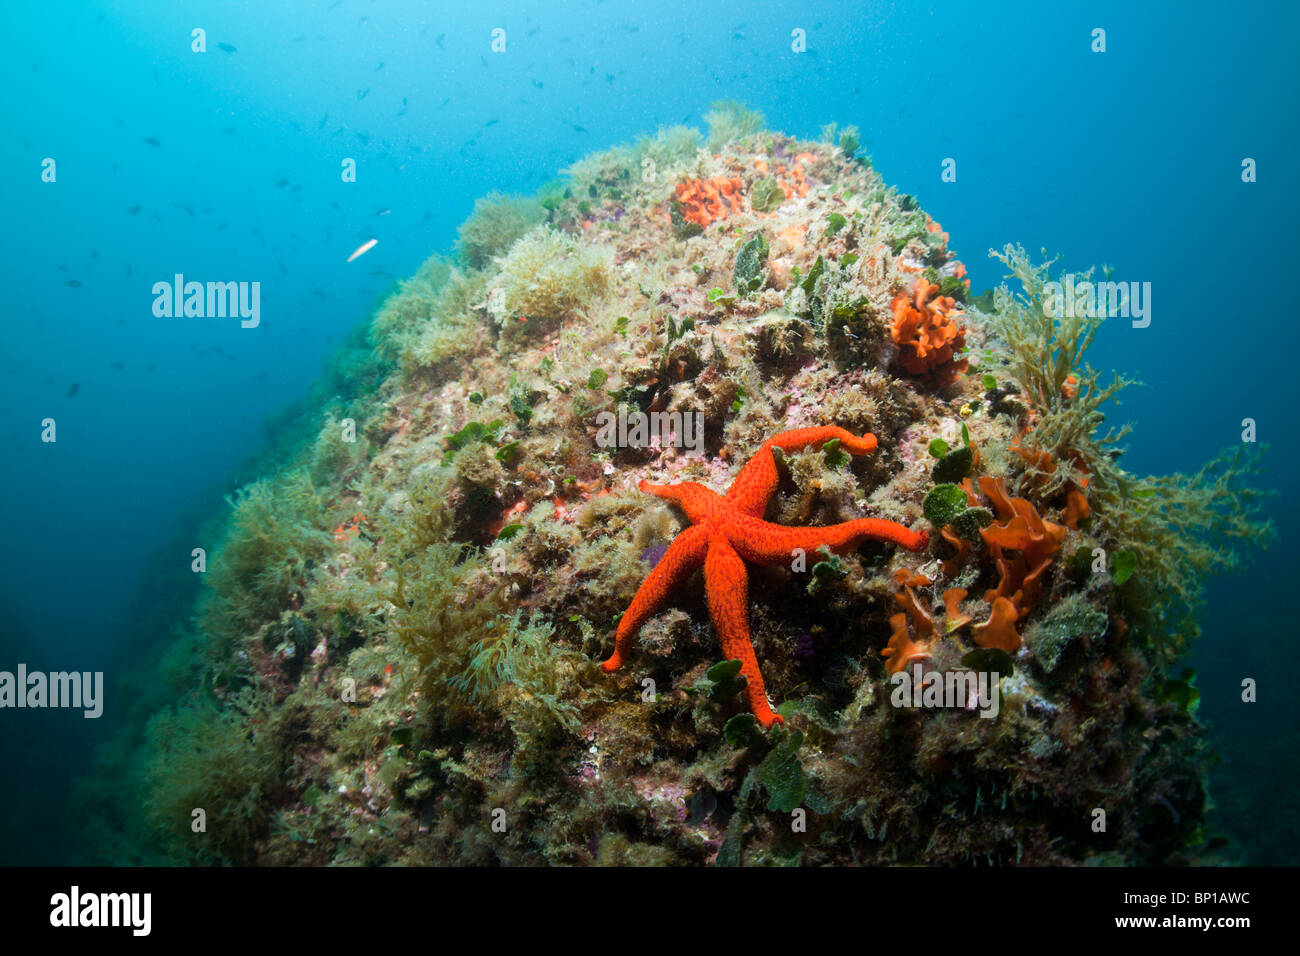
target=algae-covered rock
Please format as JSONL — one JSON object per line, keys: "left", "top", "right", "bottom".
{"left": 1023, "top": 594, "right": 1109, "bottom": 673}
{"left": 82, "top": 104, "right": 1271, "bottom": 870}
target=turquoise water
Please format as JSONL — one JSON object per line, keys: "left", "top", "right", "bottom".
{"left": 0, "top": 0, "right": 1295, "bottom": 864}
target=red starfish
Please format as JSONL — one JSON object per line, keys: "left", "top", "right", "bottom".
{"left": 601, "top": 426, "right": 929, "bottom": 728}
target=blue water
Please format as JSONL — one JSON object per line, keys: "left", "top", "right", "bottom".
{"left": 1, "top": 0, "right": 1295, "bottom": 864}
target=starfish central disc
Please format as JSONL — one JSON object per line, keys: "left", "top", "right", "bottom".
{"left": 601, "top": 426, "right": 929, "bottom": 727}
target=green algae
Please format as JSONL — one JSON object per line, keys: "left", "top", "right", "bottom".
{"left": 931, "top": 443, "right": 973, "bottom": 483}
{"left": 703, "top": 658, "right": 747, "bottom": 700}
{"left": 950, "top": 506, "right": 993, "bottom": 543}
{"left": 757, "top": 728, "right": 806, "bottom": 812}
{"left": 923, "top": 483, "right": 969, "bottom": 527}
{"left": 144, "top": 689, "right": 283, "bottom": 865}
{"left": 750, "top": 176, "right": 785, "bottom": 212}
{"left": 456, "top": 192, "right": 544, "bottom": 270}
{"left": 704, "top": 99, "right": 765, "bottom": 150}
{"left": 733, "top": 232, "right": 769, "bottom": 293}
{"left": 491, "top": 226, "right": 614, "bottom": 336}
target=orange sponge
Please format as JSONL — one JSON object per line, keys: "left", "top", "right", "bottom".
{"left": 890, "top": 277, "right": 967, "bottom": 382}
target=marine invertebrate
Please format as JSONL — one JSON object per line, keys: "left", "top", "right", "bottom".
{"left": 978, "top": 475, "right": 1066, "bottom": 616}
{"left": 1009, "top": 442, "right": 1092, "bottom": 531}
{"left": 672, "top": 177, "right": 745, "bottom": 230}
{"left": 882, "top": 583, "right": 936, "bottom": 674}
{"left": 601, "top": 426, "right": 928, "bottom": 727}
{"left": 972, "top": 596, "right": 1021, "bottom": 654}
{"left": 890, "top": 276, "right": 967, "bottom": 382}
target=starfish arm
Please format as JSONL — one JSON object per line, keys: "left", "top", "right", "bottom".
{"left": 638, "top": 480, "right": 724, "bottom": 525}
{"left": 703, "top": 533, "right": 783, "bottom": 728}
{"left": 725, "top": 512, "right": 929, "bottom": 565}
{"left": 601, "top": 524, "right": 709, "bottom": 672}
{"left": 724, "top": 426, "right": 879, "bottom": 517}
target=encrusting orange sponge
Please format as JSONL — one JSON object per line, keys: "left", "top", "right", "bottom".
{"left": 673, "top": 177, "right": 745, "bottom": 228}
{"left": 890, "top": 277, "right": 967, "bottom": 382}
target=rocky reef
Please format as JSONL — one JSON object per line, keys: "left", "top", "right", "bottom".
{"left": 82, "top": 102, "right": 1272, "bottom": 866}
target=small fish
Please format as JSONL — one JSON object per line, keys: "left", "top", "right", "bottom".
{"left": 275, "top": 178, "right": 288, "bottom": 188}
{"left": 67, "top": 383, "right": 80, "bottom": 397}
{"left": 223, "top": 126, "right": 235, "bottom": 134}
{"left": 65, "top": 279, "right": 82, "bottom": 287}
{"left": 290, "top": 183, "right": 302, "bottom": 192}
{"left": 376, "top": 61, "right": 384, "bottom": 71}
{"left": 142, "top": 137, "right": 161, "bottom": 147}
{"left": 346, "top": 238, "right": 378, "bottom": 262}
{"left": 484, "top": 119, "right": 500, "bottom": 127}
{"left": 111, "top": 362, "right": 125, "bottom": 370}
{"left": 317, "top": 112, "right": 328, "bottom": 130}
{"left": 357, "top": 87, "right": 370, "bottom": 101}
{"left": 571, "top": 124, "right": 588, "bottom": 133}
{"left": 375, "top": 208, "right": 391, "bottom": 216}
{"left": 126, "top": 205, "right": 141, "bottom": 215}
{"left": 217, "top": 42, "right": 237, "bottom": 53}
{"left": 435, "top": 33, "right": 445, "bottom": 49}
